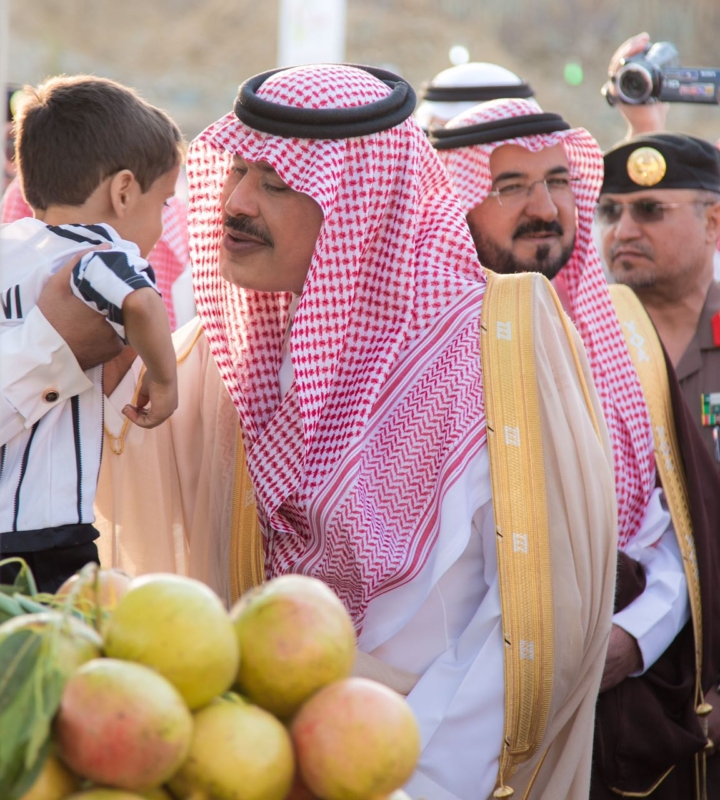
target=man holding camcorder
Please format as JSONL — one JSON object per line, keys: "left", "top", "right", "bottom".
{"left": 601, "top": 33, "right": 720, "bottom": 473}
{"left": 603, "top": 36, "right": 720, "bottom": 109}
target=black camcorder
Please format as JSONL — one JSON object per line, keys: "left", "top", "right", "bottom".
{"left": 602, "top": 41, "right": 720, "bottom": 106}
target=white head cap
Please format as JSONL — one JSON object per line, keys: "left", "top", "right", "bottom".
{"left": 415, "top": 62, "right": 534, "bottom": 130}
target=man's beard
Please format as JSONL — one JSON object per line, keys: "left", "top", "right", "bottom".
{"left": 607, "top": 244, "right": 657, "bottom": 292}
{"left": 469, "top": 218, "right": 575, "bottom": 281}
{"left": 610, "top": 259, "right": 657, "bottom": 291}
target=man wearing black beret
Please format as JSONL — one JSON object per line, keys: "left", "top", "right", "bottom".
{"left": 597, "top": 132, "right": 720, "bottom": 798}
{"left": 598, "top": 133, "right": 720, "bottom": 470}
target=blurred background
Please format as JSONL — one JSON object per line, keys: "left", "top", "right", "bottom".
{"left": 5, "top": 0, "right": 720, "bottom": 150}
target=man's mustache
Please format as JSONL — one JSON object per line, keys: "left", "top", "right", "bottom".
{"left": 224, "top": 215, "right": 274, "bottom": 247}
{"left": 608, "top": 243, "right": 653, "bottom": 261}
{"left": 512, "top": 220, "right": 564, "bottom": 240}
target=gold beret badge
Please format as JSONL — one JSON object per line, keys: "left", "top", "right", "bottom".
{"left": 626, "top": 147, "right": 667, "bottom": 187}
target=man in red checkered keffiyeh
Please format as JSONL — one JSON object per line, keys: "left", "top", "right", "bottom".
{"left": 88, "top": 65, "right": 617, "bottom": 799}
{"left": 434, "top": 97, "right": 711, "bottom": 798}
{"left": 434, "top": 98, "right": 656, "bottom": 548}
{"left": 187, "top": 64, "right": 488, "bottom": 625}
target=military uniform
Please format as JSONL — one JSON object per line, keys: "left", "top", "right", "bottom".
{"left": 595, "top": 132, "right": 720, "bottom": 799}
{"left": 676, "top": 281, "right": 720, "bottom": 470}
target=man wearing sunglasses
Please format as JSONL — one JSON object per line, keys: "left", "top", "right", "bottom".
{"left": 434, "top": 101, "right": 720, "bottom": 799}
{"left": 599, "top": 133, "right": 720, "bottom": 472}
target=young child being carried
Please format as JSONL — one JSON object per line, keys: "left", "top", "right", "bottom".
{"left": 0, "top": 75, "right": 184, "bottom": 592}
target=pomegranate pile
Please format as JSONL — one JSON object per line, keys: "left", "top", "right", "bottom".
{"left": 0, "top": 564, "right": 420, "bottom": 800}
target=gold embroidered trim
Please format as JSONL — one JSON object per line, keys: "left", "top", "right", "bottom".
{"left": 481, "top": 272, "right": 556, "bottom": 790}
{"left": 610, "top": 285, "right": 705, "bottom": 800}
{"left": 521, "top": 747, "right": 551, "bottom": 800}
{"left": 608, "top": 765, "right": 675, "bottom": 797}
{"left": 103, "top": 323, "right": 204, "bottom": 456}
{"left": 229, "top": 425, "right": 264, "bottom": 604}
{"left": 609, "top": 286, "right": 703, "bottom": 703}
{"left": 104, "top": 375, "right": 143, "bottom": 456}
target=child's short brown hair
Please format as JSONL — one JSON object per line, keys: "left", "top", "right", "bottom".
{"left": 16, "top": 74, "right": 184, "bottom": 211}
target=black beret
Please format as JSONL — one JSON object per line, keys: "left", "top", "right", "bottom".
{"left": 601, "top": 133, "right": 720, "bottom": 194}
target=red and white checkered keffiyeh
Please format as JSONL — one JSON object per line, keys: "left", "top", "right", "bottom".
{"left": 438, "top": 97, "right": 655, "bottom": 547}
{"left": 0, "top": 178, "right": 189, "bottom": 329}
{"left": 187, "top": 64, "right": 487, "bottom": 624}
{"left": 146, "top": 195, "right": 190, "bottom": 329}
{"left": 0, "top": 176, "right": 32, "bottom": 223}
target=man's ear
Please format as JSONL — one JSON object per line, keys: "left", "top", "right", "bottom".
{"left": 108, "top": 169, "right": 139, "bottom": 217}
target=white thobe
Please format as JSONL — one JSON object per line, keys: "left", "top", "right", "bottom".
{"left": 277, "top": 327, "right": 688, "bottom": 800}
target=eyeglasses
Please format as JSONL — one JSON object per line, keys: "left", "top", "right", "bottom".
{"left": 487, "top": 176, "right": 580, "bottom": 206}
{"left": 595, "top": 199, "right": 715, "bottom": 225}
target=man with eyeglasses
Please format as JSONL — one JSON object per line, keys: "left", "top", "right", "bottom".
{"left": 434, "top": 100, "right": 720, "bottom": 798}
{"left": 431, "top": 99, "right": 578, "bottom": 288}
{"left": 598, "top": 133, "right": 720, "bottom": 472}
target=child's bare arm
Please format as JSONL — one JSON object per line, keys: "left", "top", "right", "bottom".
{"left": 119, "top": 288, "right": 178, "bottom": 428}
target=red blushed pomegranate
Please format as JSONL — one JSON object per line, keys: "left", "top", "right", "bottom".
{"left": 168, "top": 694, "right": 294, "bottom": 800}
{"left": 104, "top": 573, "right": 239, "bottom": 710}
{"left": 54, "top": 658, "right": 193, "bottom": 791}
{"left": 291, "top": 677, "right": 421, "bottom": 800}
{"left": 230, "top": 574, "right": 357, "bottom": 720}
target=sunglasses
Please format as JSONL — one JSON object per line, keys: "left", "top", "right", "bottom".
{"left": 595, "top": 199, "right": 714, "bottom": 225}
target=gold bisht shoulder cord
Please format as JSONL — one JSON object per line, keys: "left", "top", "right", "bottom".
{"left": 610, "top": 284, "right": 709, "bottom": 800}
{"left": 481, "top": 271, "right": 584, "bottom": 798}
{"left": 229, "top": 428, "right": 265, "bottom": 603}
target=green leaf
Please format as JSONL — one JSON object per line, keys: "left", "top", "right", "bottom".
{"left": 13, "top": 594, "right": 49, "bottom": 615}
{"left": 0, "top": 630, "right": 44, "bottom": 797}
{"left": 0, "top": 626, "right": 69, "bottom": 800}
{"left": 0, "top": 630, "right": 42, "bottom": 716}
{"left": 25, "top": 656, "right": 65, "bottom": 767}
{"left": 5, "top": 740, "right": 49, "bottom": 800}
{"left": 0, "top": 557, "right": 38, "bottom": 596}
{"left": 0, "top": 592, "right": 23, "bottom": 623}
